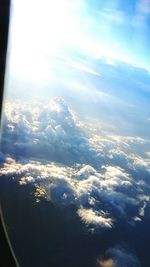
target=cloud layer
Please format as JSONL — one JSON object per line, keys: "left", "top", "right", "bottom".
{"left": 0, "top": 98, "right": 150, "bottom": 230}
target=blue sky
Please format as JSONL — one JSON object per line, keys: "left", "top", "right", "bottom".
{"left": 76, "top": 0, "right": 150, "bottom": 68}
{"left": 9, "top": 0, "right": 150, "bottom": 73}
{"left": 4, "top": 0, "right": 150, "bottom": 138}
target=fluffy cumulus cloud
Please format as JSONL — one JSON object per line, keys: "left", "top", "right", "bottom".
{"left": 0, "top": 98, "right": 150, "bottom": 230}
{"left": 1, "top": 98, "right": 98, "bottom": 165}
{"left": 97, "top": 247, "right": 141, "bottom": 267}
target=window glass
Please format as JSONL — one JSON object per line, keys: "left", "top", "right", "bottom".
{"left": 1, "top": 1, "right": 150, "bottom": 266}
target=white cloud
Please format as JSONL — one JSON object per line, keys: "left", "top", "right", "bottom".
{"left": 1, "top": 98, "right": 150, "bottom": 230}
{"left": 63, "top": 58, "right": 100, "bottom": 76}
{"left": 77, "top": 208, "right": 113, "bottom": 228}
{"left": 0, "top": 157, "right": 149, "bottom": 229}
{"left": 2, "top": 98, "right": 91, "bottom": 164}
{"left": 139, "top": 201, "right": 147, "bottom": 217}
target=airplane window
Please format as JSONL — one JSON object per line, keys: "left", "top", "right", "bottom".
{"left": 0, "top": 0, "right": 150, "bottom": 267}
